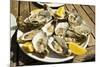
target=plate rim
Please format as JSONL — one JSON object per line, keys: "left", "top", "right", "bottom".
{"left": 37, "top": 2, "right": 64, "bottom": 7}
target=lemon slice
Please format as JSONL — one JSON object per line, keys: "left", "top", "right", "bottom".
{"left": 68, "top": 42, "right": 87, "bottom": 55}
{"left": 56, "top": 6, "right": 65, "bottom": 17}
{"left": 22, "top": 42, "right": 34, "bottom": 53}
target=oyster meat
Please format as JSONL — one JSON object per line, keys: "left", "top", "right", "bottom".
{"left": 73, "top": 24, "right": 91, "bottom": 36}
{"left": 55, "top": 22, "right": 69, "bottom": 36}
{"left": 48, "top": 36, "right": 69, "bottom": 56}
{"left": 19, "top": 30, "right": 39, "bottom": 41}
{"left": 48, "top": 37, "right": 63, "bottom": 54}
{"left": 32, "top": 31, "right": 48, "bottom": 54}
{"left": 25, "top": 9, "right": 52, "bottom": 24}
{"left": 42, "top": 21, "right": 54, "bottom": 36}
{"left": 68, "top": 12, "right": 82, "bottom": 27}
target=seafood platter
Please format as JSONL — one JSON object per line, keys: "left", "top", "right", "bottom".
{"left": 17, "top": 4, "right": 91, "bottom": 63}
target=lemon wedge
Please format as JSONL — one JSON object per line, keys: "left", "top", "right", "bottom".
{"left": 56, "top": 6, "right": 65, "bottom": 17}
{"left": 68, "top": 42, "right": 87, "bottom": 55}
{"left": 22, "top": 42, "right": 34, "bottom": 53}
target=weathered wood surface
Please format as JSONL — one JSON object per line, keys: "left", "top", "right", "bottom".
{"left": 10, "top": 0, "right": 19, "bottom": 18}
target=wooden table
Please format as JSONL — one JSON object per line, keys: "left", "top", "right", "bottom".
{"left": 10, "top": 0, "right": 95, "bottom": 66}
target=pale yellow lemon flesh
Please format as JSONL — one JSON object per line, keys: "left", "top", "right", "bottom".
{"left": 22, "top": 42, "right": 34, "bottom": 53}
{"left": 56, "top": 6, "right": 65, "bottom": 17}
{"left": 68, "top": 42, "right": 87, "bottom": 55}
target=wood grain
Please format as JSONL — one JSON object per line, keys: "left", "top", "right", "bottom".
{"left": 88, "top": 34, "right": 95, "bottom": 47}
{"left": 10, "top": 0, "right": 18, "bottom": 17}
{"left": 89, "top": 5, "right": 95, "bottom": 13}
{"left": 81, "top": 5, "right": 95, "bottom": 23}
{"left": 19, "top": 1, "right": 30, "bottom": 19}
{"left": 65, "top": 4, "right": 77, "bottom": 12}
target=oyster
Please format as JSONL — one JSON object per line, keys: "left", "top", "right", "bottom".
{"left": 48, "top": 37, "right": 69, "bottom": 56}
{"left": 17, "top": 16, "right": 28, "bottom": 33}
{"left": 65, "top": 30, "right": 87, "bottom": 44}
{"left": 42, "top": 21, "right": 54, "bottom": 36}
{"left": 48, "top": 37, "right": 63, "bottom": 54}
{"left": 68, "top": 12, "right": 91, "bottom": 36}
{"left": 32, "top": 31, "right": 48, "bottom": 54}
{"left": 38, "top": 9, "right": 52, "bottom": 22}
{"left": 73, "top": 24, "right": 91, "bottom": 36}
{"left": 65, "top": 30, "right": 78, "bottom": 38}
{"left": 68, "top": 12, "right": 82, "bottom": 27}
{"left": 25, "top": 9, "right": 52, "bottom": 24}
{"left": 19, "top": 30, "right": 39, "bottom": 41}
{"left": 55, "top": 22, "right": 69, "bottom": 36}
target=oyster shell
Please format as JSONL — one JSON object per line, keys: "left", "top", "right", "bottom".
{"left": 19, "top": 30, "right": 39, "bottom": 41}
{"left": 72, "top": 24, "right": 91, "bottom": 36}
{"left": 25, "top": 9, "right": 52, "bottom": 24}
{"left": 42, "top": 21, "right": 54, "bottom": 36}
{"left": 65, "top": 30, "right": 77, "bottom": 38}
{"left": 48, "top": 37, "right": 63, "bottom": 54}
{"left": 68, "top": 12, "right": 91, "bottom": 36}
{"left": 55, "top": 22, "right": 69, "bottom": 36}
{"left": 32, "top": 31, "right": 48, "bottom": 54}
{"left": 68, "top": 12, "right": 82, "bottom": 27}
{"left": 48, "top": 36, "right": 69, "bottom": 56}
{"left": 65, "top": 30, "right": 87, "bottom": 44}
{"left": 38, "top": 9, "right": 52, "bottom": 22}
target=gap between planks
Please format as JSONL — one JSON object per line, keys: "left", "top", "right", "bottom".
{"left": 88, "top": 6, "right": 95, "bottom": 14}
{"left": 80, "top": 5, "right": 95, "bottom": 24}
{"left": 73, "top": 4, "right": 95, "bottom": 39}
{"left": 19, "top": 1, "right": 30, "bottom": 19}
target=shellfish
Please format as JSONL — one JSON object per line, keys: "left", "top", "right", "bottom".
{"left": 42, "top": 21, "right": 54, "bottom": 36}
{"left": 32, "top": 31, "right": 48, "bottom": 54}
{"left": 55, "top": 22, "right": 69, "bottom": 36}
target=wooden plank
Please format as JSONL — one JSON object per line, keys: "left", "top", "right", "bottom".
{"left": 89, "top": 5, "right": 95, "bottom": 13}
{"left": 19, "top": 1, "right": 30, "bottom": 19}
{"left": 88, "top": 34, "right": 95, "bottom": 47}
{"left": 73, "top": 5, "right": 95, "bottom": 37}
{"left": 10, "top": 0, "right": 18, "bottom": 17}
{"left": 81, "top": 5, "right": 95, "bottom": 24}
{"left": 65, "top": 4, "right": 77, "bottom": 12}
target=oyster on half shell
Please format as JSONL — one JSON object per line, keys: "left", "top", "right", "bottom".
{"left": 42, "top": 21, "right": 54, "bottom": 36}
{"left": 68, "top": 12, "right": 82, "bottom": 27}
{"left": 32, "top": 31, "right": 48, "bottom": 54}
{"left": 55, "top": 22, "right": 69, "bottom": 36}
{"left": 19, "top": 30, "right": 39, "bottom": 41}
{"left": 25, "top": 9, "right": 52, "bottom": 24}
{"left": 48, "top": 37, "right": 69, "bottom": 57}
{"left": 73, "top": 24, "right": 91, "bottom": 36}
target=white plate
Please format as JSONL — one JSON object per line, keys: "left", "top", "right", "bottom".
{"left": 37, "top": 2, "right": 64, "bottom": 7}
{"left": 17, "top": 30, "right": 90, "bottom": 63}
